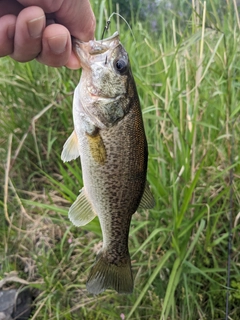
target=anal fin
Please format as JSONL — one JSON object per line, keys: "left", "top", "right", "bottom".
{"left": 61, "top": 130, "right": 79, "bottom": 162}
{"left": 69, "top": 188, "right": 96, "bottom": 226}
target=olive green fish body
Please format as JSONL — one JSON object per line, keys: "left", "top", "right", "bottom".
{"left": 61, "top": 32, "right": 154, "bottom": 294}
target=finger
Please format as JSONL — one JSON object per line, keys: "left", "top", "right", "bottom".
{"left": 65, "top": 51, "right": 81, "bottom": 70}
{"left": 56, "top": 0, "right": 96, "bottom": 41}
{"left": 11, "top": 6, "right": 46, "bottom": 62}
{"left": 0, "top": 15, "right": 16, "bottom": 57}
{"left": 0, "top": 0, "right": 23, "bottom": 16}
{"left": 17, "top": 0, "right": 95, "bottom": 41}
{"left": 36, "top": 24, "right": 71, "bottom": 67}
{"left": 17, "top": 0, "right": 64, "bottom": 13}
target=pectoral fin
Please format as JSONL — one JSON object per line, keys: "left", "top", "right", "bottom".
{"left": 61, "top": 130, "right": 79, "bottom": 162}
{"left": 69, "top": 188, "right": 97, "bottom": 226}
{"left": 138, "top": 182, "right": 155, "bottom": 209}
{"left": 86, "top": 131, "right": 106, "bottom": 165}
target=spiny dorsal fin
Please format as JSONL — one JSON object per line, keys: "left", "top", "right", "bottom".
{"left": 69, "top": 188, "right": 97, "bottom": 226}
{"left": 61, "top": 130, "right": 79, "bottom": 162}
{"left": 138, "top": 182, "right": 155, "bottom": 209}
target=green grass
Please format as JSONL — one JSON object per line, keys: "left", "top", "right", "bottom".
{"left": 1, "top": 0, "right": 240, "bottom": 319}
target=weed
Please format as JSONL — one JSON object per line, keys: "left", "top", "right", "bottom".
{"left": 1, "top": 1, "right": 240, "bottom": 319}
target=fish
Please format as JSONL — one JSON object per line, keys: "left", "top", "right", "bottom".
{"left": 61, "top": 31, "right": 155, "bottom": 295}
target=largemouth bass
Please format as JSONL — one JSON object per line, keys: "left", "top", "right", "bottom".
{"left": 61, "top": 32, "right": 154, "bottom": 295}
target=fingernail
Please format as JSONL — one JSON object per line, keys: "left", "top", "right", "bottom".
{"left": 27, "top": 15, "right": 45, "bottom": 38}
{"left": 8, "top": 24, "right": 15, "bottom": 40}
{"left": 48, "top": 35, "right": 68, "bottom": 54}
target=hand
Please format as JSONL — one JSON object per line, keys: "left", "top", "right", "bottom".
{"left": 0, "top": 0, "right": 96, "bottom": 68}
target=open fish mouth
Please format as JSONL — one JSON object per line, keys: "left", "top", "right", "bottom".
{"left": 89, "top": 32, "right": 120, "bottom": 55}
{"left": 73, "top": 32, "right": 120, "bottom": 66}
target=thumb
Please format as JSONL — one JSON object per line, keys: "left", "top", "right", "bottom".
{"left": 55, "top": 0, "right": 95, "bottom": 41}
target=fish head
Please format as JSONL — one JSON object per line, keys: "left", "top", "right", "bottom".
{"left": 73, "top": 32, "right": 132, "bottom": 100}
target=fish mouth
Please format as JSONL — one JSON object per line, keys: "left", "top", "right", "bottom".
{"left": 73, "top": 32, "right": 120, "bottom": 66}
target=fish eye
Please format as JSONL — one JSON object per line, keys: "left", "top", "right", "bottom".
{"left": 114, "top": 58, "right": 128, "bottom": 75}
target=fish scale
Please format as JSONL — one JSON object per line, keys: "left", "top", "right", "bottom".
{"left": 61, "top": 31, "right": 155, "bottom": 294}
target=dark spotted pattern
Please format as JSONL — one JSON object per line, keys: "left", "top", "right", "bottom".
{"left": 73, "top": 34, "right": 148, "bottom": 285}
{"left": 79, "top": 76, "right": 147, "bottom": 266}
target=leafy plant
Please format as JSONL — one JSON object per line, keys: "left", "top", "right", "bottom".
{"left": 1, "top": 0, "right": 240, "bottom": 319}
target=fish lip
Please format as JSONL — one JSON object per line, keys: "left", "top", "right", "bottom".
{"left": 74, "top": 31, "right": 119, "bottom": 45}
{"left": 99, "top": 31, "right": 119, "bottom": 43}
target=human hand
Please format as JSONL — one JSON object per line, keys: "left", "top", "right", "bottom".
{"left": 0, "top": 0, "right": 96, "bottom": 69}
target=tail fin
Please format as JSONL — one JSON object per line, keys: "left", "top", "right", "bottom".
{"left": 86, "top": 251, "right": 133, "bottom": 295}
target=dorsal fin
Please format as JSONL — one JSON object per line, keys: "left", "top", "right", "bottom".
{"left": 138, "top": 182, "right": 155, "bottom": 209}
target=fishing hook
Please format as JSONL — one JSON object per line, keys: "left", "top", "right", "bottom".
{"left": 101, "top": 12, "right": 136, "bottom": 43}
{"left": 101, "top": 19, "right": 111, "bottom": 40}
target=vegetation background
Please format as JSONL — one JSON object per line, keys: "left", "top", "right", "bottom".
{"left": 1, "top": 0, "right": 240, "bottom": 319}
